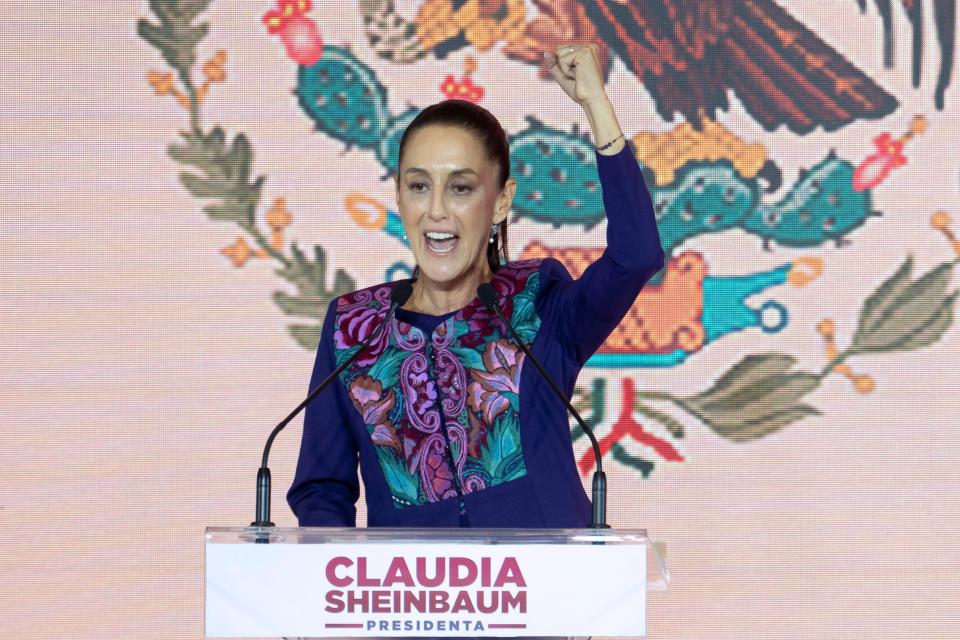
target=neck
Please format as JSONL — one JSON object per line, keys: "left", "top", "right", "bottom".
{"left": 407, "top": 263, "right": 493, "bottom": 315}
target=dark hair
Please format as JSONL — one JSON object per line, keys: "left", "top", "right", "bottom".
{"left": 397, "top": 99, "right": 510, "bottom": 274}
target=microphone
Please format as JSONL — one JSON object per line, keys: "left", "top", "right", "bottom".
{"left": 477, "top": 282, "right": 610, "bottom": 528}
{"left": 251, "top": 280, "right": 413, "bottom": 529}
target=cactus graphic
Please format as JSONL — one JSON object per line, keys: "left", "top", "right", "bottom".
{"left": 742, "top": 153, "right": 879, "bottom": 249}
{"left": 294, "top": 45, "right": 882, "bottom": 257}
{"left": 507, "top": 116, "right": 607, "bottom": 229}
{"left": 296, "top": 45, "right": 391, "bottom": 152}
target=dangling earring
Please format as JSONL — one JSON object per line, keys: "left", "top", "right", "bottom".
{"left": 489, "top": 223, "right": 499, "bottom": 244}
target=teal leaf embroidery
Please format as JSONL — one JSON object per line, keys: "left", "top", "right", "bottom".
{"left": 376, "top": 447, "right": 420, "bottom": 506}
{"left": 368, "top": 347, "right": 409, "bottom": 389}
{"left": 480, "top": 412, "right": 525, "bottom": 483}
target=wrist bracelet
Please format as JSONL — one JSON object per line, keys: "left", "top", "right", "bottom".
{"left": 597, "top": 133, "right": 624, "bottom": 151}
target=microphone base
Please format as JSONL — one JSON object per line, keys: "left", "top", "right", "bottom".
{"left": 591, "top": 470, "right": 608, "bottom": 529}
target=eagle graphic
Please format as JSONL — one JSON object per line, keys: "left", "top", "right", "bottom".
{"left": 479, "top": 0, "right": 955, "bottom": 132}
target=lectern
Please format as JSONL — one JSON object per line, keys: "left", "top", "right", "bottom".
{"left": 205, "top": 526, "right": 668, "bottom": 638}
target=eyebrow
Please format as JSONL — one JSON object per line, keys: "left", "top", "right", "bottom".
{"left": 402, "top": 167, "right": 479, "bottom": 177}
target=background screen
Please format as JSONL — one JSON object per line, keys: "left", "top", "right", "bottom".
{"left": 2, "top": 1, "right": 959, "bottom": 637}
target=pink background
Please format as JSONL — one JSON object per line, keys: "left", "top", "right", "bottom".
{"left": 2, "top": 1, "right": 959, "bottom": 637}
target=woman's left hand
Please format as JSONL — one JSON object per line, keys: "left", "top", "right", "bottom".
{"left": 543, "top": 43, "right": 609, "bottom": 108}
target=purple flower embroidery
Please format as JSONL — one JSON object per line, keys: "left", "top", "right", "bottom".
{"left": 349, "top": 375, "right": 400, "bottom": 453}
{"left": 435, "top": 349, "right": 467, "bottom": 416}
{"left": 335, "top": 303, "right": 389, "bottom": 367}
{"left": 467, "top": 339, "right": 523, "bottom": 424}
{"left": 459, "top": 261, "right": 538, "bottom": 347}
{"left": 402, "top": 353, "right": 441, "bottom": 432}
{"left": 420, "top": 434, "right": 457, "bottom": 502}
{"left": 459, "top": 303, "right": 504, "bottom": 348}
{"left": 333, "top": 262, "right": 540, "bottom": 508}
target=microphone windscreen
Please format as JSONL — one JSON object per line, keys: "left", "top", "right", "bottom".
{"left": 390, "top": 280, "right": 414, "bottom": 306}
{"left": 476, "top": 282, "right": 498, "bottom": 310}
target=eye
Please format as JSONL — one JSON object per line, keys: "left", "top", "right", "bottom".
{"left": 452, "top": 184, "right": 473, "bottom": 195}
{"left": 408, "top": 182, "right": 428, "bottom": 192}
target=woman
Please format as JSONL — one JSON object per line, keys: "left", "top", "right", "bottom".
{"left": 287, "top": 43, "right": 665, "bottom": 528}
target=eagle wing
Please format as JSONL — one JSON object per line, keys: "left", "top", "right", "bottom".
{"left": 581, "top": 0, "right": 899, "bottom": 132}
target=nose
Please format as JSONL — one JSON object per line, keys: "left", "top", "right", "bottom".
{"left": 426, "top": 189, "right": 448, "bottom": 221}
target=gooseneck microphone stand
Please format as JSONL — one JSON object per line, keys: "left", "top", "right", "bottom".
{"left": 477, "top": 283, "right": 610, "bottom": 528}
{"left": 251, "top": 281, "right": 412, "bottom": 530}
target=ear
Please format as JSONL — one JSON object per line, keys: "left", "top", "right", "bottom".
{"left": 493, "top": 177, "right": 516, "bottom": 224}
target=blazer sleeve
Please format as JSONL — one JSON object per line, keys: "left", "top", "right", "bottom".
{"left": 286, "top": 298, "right": 360, "bottom": 526}
{"left": 538, "top": 141, "right": 666, "bottom": 367}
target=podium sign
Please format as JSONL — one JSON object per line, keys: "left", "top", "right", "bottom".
{"left": 205, "top": 527, "right": 667, "bottom": 638}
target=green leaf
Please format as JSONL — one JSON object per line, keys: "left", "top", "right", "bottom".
{"left": 707, "top": 404, "right": 821, "bottom": 442}
{"left": 137, "top": 0, "right": 213, "bottom": 75}
{"left": 679, "top": 353, "right": 822, "bottom": 439}
{"left": 201, "top": 201, "right": 250, "bottom": 225}
{"left": 331, "top": 269, "right": 354, "bottom": 297}
{"left": 853, "top": 262, "right": 955, "bottom": 353}
{"left": 179, "top": 172, "right": 230, "bottom": 199}
{"left": 697, "top": 372, "right": 820, "bottom": 423}
{"left": 896, "top": 291, "right": 957, "bottom": 351}
{"left": 275, "top": 244, "right": 356, "bottom": 313}
{"left": 170, "top": 128, "right": 227, "bottom": 169}
{"left": 687, "top": 353, "right": 797, "bottom": 405}
{"left": 634, "top": 402, "right": 685, "bottom": 438}
{"left": 273, "top": 291, "right": 324, "bottom": 319}
{"left": 274, "top": 245, "right": 356, "bottom": 351}
{"left": 171, "top": 130, "right": 262, "bottom": 227}
{"left": 854, "top": 256, "right": 914, "bottom": 340}
{"left": 230, "top": 136, "right": 252, "bottom": 181}
{"left": 289, "top": 323, "right": 322, "bottom": 350}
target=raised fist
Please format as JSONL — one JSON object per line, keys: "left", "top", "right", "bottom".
{"left": 543, "top": 43, "right": 607, "bottom": 106}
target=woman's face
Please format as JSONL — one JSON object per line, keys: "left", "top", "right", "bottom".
{"left": 396, "top": 124, "right": 515, "bottom": 287}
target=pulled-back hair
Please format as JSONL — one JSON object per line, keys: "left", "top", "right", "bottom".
{"left": 397, "top": 99, "right": 510, "bottom": 273}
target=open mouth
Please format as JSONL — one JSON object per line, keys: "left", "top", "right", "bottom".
{"left": 424, "top": 231, "right": 459, "bottom": 254}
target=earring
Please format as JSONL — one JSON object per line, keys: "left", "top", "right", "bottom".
{"left": 489, "top": 223, "right": 499, "bottom": 244}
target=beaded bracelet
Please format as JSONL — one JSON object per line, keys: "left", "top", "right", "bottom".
{"left": 597, "top": 133, "right": 624, "bottom": 151}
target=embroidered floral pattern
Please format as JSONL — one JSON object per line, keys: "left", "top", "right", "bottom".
{"left": 348, "top": 375, "right": 399, "bottom": 453}
{"left": 334, "top": 286, "right": 393, "bottom": 367}
{"left": 467, "top": 339, "right": 522, "bottom": 424}
{"left": 401, "top": 353, "right": 441, "bottom": 432}
{"left": 335, "top": 260, "right": 542, "bottom": 508}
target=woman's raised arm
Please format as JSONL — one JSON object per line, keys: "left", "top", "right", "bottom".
{"left": 537, "top": 45, "right": 666, "bottom": 365}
